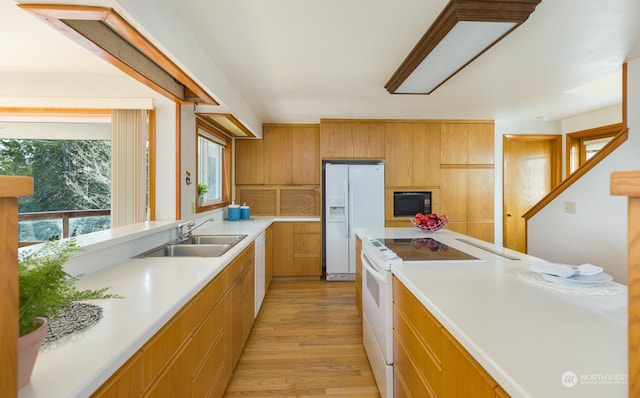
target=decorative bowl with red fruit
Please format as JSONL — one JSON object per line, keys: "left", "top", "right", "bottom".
{"left": 411, "top": 213, "right": 448, "bottom": 232}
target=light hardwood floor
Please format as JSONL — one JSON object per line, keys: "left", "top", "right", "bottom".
{"left": 224, "top": 280, "right": 380, "bottom": 397}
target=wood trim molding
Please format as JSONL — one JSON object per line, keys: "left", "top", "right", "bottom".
{"left": 0, "top": 107, "right": 111, "bottom": 117}
{"left": 565, "top": 123, "right": 623, "bottom": 176}
{"left": 385, "top": 0, "right": 541, "bottom": 93}
{"left": 175, "top": 103, "right": 181, "bottom": 220}
{"left": 19, "top": 4, "right": 218, "bottom": 105}
{"left": 320, "top": 118, "right": 494, "bottom": 125}
{"left": 523, "top": 128, "right": 628, "bottom": 220}
{"left": 0, "top": 176, "right": 33, "bottom": 397}
{"left": 148, "top": 109, "right": 156, "bottom": 221}
{"left": 195, "top": 119, "right": 232, "bottom": 213}
{"left": 196, "top": 113, "right": 256, "bottom": 138}
{"left": 610, "top": 170, "right": 640, "bottom": 397}
{"left": 623, "top": 63, "right": 628, "bottom": 129}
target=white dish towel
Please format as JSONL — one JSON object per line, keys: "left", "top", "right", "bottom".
{"left": 528, "top": 262, "right": 603, "bottom": 278}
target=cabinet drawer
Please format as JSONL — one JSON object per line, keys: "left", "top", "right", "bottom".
{"left": 141, "top": 301, "right": 195, "bottom": 388}
{"left": 441, "top": 328, "right": 497, "bottom": 398}
{"left": 293, "top": 222, "right": 321, "bottom": 234}
{"left": 393, "top": 303, "right": 442, "bottom": 395}
{"left": 191, "top": 300, "right": 225, "bottom": 373}
{"left": 91, "top": 352, "right": 143, "bottom": 398}
{"left": 143, "top": 337, "right": 193, "bottom": 398}
{"left": 224, "top": 244, "right": 255, "bottom": 286}
{"left": 192, "top": 331, "right": 225, "bottom": 398}
{"left": 393, "top": 331, "right": 437, "bottom": 398}
{"left": 190, "top": 274, "right": 225, "bottom": 332}
{"left": 393, "top": 277, "right": 443, "bottom": 362}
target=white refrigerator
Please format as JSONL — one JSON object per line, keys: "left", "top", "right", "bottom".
{"left": 323, "top": 162, "right": 385, "bottom": 281}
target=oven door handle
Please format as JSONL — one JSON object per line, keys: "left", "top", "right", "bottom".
{"left": 361, "top": 251, "right": 388, "bottom": 284}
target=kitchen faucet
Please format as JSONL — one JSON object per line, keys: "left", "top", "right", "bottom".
{"left": 177, "top": 217, "right": 215, "bottom": 241}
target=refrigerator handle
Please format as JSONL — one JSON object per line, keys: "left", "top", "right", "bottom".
{"left": 344, "top": 178, "right": 350, "bottom": 238}
{"left": 347, "top": 177, "right": 354, "bottom": 238}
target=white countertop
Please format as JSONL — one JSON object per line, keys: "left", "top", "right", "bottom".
{"left": 19, "top": 216, "right": 320, "bottom": 398}
{"left": 357, "top": 227, "right": 628, "bottom": 398}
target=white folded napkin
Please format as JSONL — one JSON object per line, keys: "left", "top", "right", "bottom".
{"left": 527, "top": 261, "right": 604, "bottom": 278}
{"left": 576, "top": 263, "right": 604, "bottom": 276}
{"left": 528, "top": 262, "right": 575, "bottom": 278}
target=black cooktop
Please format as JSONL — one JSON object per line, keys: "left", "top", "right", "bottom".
{"left": 379, "top": 237, "right": 482, "bottom": 262}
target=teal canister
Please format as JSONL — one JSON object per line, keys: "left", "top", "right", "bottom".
{"left": 240, "top": 205, "right": 250, "bottom": 220}
{"left": 228, "top": 204, "right": 240, "bottom": 221}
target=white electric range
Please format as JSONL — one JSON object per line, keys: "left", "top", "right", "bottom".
{"left": 360, "top": 234, "right": 484, "bottom": 397}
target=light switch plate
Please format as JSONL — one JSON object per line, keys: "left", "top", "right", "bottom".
{"left": 564, "top": 201, "right": 576, "bottom": 214}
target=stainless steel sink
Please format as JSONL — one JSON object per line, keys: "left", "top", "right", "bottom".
{"left": 179, "top": 234, "right": 247, "bottom": 245}
{"left": 140, "top": 243, "right": 233, "bottom": 257}
{"left": 139, "top": 234, "right": 247, "bottom": 258}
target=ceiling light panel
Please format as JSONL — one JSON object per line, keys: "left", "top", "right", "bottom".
{"left": 386, "top": 0, "right": 541, "bottom": 95}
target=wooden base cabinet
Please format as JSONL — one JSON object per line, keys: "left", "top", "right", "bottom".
{"left": 273, "top": 221, "right": 321, "bottom": 278}
{"left": 92, "top": 244, "right": 255, "bottom": 398}
{"left": 392, "top": 277, "right": 509, "bottom": 398}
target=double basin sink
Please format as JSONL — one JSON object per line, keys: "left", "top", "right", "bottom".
{"left": 140, "top": 234, "right": 247, "bottom": 258}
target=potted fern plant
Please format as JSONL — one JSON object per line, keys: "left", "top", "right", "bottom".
{"left": 197, "top": 183, "right": 209, "bottom": 206}
{"left": 18, "top": 239, "right": 120, "bottom": 388}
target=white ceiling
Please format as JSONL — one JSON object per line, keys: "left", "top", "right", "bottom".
{"left": 2, "top": 0, "right": 640, "bottom": 124}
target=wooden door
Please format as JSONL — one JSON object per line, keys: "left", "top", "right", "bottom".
{"left": 503, "top": 135, "right": 561, "bottom": 252}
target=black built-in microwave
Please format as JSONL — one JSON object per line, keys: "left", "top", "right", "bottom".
{"left": 393, "top": 191, "right": 432, "bottom": 217}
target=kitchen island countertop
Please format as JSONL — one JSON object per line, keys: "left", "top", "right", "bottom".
{"left": 356, "top": 227, "right": 627, "bottom": 398}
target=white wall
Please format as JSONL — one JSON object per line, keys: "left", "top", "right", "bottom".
{"left": 561, "top": 105, "right": 622, "bottom": 134}
{"left": 154, "top": 100, "right": 179, "bottom": 221}
{"left": 527, "top": 58, "right": 640, "bottom": 284}
{"left": 178, "top": 104, "right": 226, "bottom": 224}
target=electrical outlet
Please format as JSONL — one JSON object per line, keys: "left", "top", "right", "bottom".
{"left": 563, "top": 201, "right": 576, "bottom": 214}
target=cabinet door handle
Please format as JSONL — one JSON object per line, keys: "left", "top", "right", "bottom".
{"left": 506, "top": 212, "right": 512, "bottom": 217}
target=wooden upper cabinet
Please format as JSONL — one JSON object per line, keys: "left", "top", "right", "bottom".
{"left": 291, "top": 125, "right": 320, "bottom": 185}
{"left": 385, "top": 123, "right": 414, "bottom": 186}
{"left": 320, "top": 120, "right": 385, "bottom": 159}
{"left": 385, "top": 122, "right": 440, "bottom": 187}
{"left": 236, "top": 124, "right": 320, "bottom": 186}
{"left": 467, "top": 124, "right": 494, "bottom": 165}
{"left": 320, "top": 121, "right": 353, "bottom": 158}
{"left": 412, "top": 123, "right": 441, "bottom": 186}
{"left": 352, "top": 122, "right": 385, "bottom": 158}
{"left": 263, "top": 125, "right": 293, "bottom": 185}
{"left": 441, "top": 123, "right": 468, "bottom": 164}
{"left": 235, "top": 139, "right": 264, "bottom": 185}
{"left": 441, "top": 123, "right": 494, "bottom": 165}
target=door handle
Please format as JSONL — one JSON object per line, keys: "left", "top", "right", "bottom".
{"left": 506, "top": 212, "right": 512, "bottom": 217}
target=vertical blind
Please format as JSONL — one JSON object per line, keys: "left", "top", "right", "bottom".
{"left": 111, "top": 109, "right": 147, "bottom": 227}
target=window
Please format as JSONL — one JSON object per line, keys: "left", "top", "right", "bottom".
{"left": 196, "top": 119, "right": 231, "bottom": 212}
{"left": 566, "top": 123, "right": 622, "bottom": 175}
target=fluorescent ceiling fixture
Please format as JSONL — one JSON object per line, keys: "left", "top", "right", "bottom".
{"left": 395, "top": 22, "right": 515, "bottom": 94}
{"left": 386, "top": 0, "right": 541, "bottom": 95}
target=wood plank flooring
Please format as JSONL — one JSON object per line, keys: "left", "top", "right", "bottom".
{"left": 224, "top": 280, "right": 380, "bottom": 397}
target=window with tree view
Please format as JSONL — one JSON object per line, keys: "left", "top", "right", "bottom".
{"left": 196, "top": 119, "right": 231, "bottom": 211}
{"left": 0, "top": 138, "right": 111, "bottom": 242}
